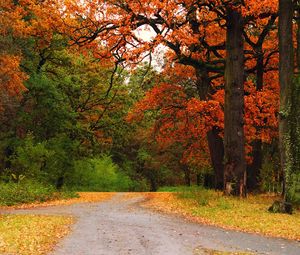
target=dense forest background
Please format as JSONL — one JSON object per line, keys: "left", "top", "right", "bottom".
{"left": 0, "top": 0, "right": 300, "bottom": 206}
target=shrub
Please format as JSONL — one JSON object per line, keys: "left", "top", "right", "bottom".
{"left": 0, "top": 181, "right": 55, "bottom": 206}
{"left": 288, "top": 173, "right": 300, "bottom": 205}
{"left": 0, "top": 180, "right": 77, "bottom": 206}
{"left": 8, "top": 134, "right": 53, "bottom": 181}
{"left": 65, "top": 155, "right": 134, "bottom": 191}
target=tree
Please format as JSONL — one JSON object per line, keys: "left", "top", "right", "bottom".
{"left": 0, "top": 0, "right": 283, "bottom": 194}
{"left": 243, "top": 14, "right": 277, "bottom": 191}
{"left": 223, "top": 4, "right": 246, "bottom": 196}
{"left": 278, "top": 0, "right": 294, "bottom": 202}
{"left": 59, "top": 0, "right": 279, "bottom": 195}
{"left": 0, "top": 1, "right": 29, "bottom": 110}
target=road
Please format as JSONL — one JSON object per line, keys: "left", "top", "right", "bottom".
{"left": 3, "top": 193, "right": 300, "bottom": 255}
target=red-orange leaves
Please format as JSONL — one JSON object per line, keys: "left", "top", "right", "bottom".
{"left": 127, "top": 83, "right": 224, "bottom": 166}
{"left": 241, "top": 0, "right": 278, "bottom": 17}
{"left": 187, "top": 98, "right": 224, "bottom": 132}
{"left": 0, "top": 0, "right": 67, "bottom": 109}
{"left": 127, "top": 83, "right": 186, "bottom": 121}
{"left": 128, "top": 75, "right": 279, "bottom": 166}
{"left": 0, "top": 54, "right": 28, "bottom": 97}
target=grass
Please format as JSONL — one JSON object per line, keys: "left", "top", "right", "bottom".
{"left": 0, "top": 215, "right": 74, "bottom": 255}
{"left": 0, "top": 192, "right": 115, "bottom": 210}
{"left": 143, "top": 187, "right": 300, "bottom": 240}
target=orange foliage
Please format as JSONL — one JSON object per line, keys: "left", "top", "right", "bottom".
{"left": 120, "top": 0, "right": 279, "bottom": 167}
{"left": 0, "top": 55, "right": 27, "bottom": 96}
{"left": 0, "top": 0, "right": 281, "bottom": 166}
{"left": 0, "top": 0, "right": 66, "bottom": 108}
{"left": 128, "top": 72, "right": 279, "bottom": 165}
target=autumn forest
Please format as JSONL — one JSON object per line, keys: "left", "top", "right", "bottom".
{"left": 1, "top": 0, "right": 300, "bottom": 213}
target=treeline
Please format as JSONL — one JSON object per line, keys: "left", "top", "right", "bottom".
{"left": 0, "top": 1, "right": 300, "bottom": 205}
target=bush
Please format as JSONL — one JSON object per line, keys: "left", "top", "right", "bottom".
{"left": 0, "top": 180, "right": 77, "bottom": 206}
{"left": 65, "top": 155, "right": 134, "bottom": 191}
{"left": 3, "top": 133, "right": 80, "bottom": 186}
{"left": 288, "top": 173, "right": 300, "bottom": 204}
{"left": 120, "top": 160, "right": 150, "bottom": 191}
{"left": 0, "top": 181, "right": 55, "bottom": 206}
{"left": 8, "top": 134, "right": 53, "bottom": 181}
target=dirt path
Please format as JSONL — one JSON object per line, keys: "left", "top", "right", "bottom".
{"left": 2, "top": 193, "right": 300, "bottom": 255}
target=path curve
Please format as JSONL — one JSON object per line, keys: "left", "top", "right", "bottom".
{"left": 2, "top": 193, "right": 300, "bottom": 255}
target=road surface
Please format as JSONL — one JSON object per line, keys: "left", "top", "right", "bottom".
{"left": 3, "top": 193, "right": 300, "bottom": 255}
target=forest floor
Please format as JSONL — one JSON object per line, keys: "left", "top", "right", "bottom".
{"left": 0, "top": 192, "right": 300, "bottom": 255}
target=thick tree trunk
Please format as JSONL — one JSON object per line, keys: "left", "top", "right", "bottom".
{"left": 224, "top": 7, "right": 246, "bottom": 197}
{"left": 278, "top": 0, "right": 294, "bottom": 201}
{"left": 247, "top": 46, "right": 263, "bottom": 192}
{"left": 288, "top": 2, "right": 300, "bottom": 202}
{"left": 195, "top": 68, "right": 224, "bottom": 189}
{"left": 190, "top": 8, "right": 224, "bottom": 189}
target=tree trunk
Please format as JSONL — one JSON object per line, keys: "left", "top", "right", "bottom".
{"left": 149, "top": 174, "right": 158, "bottom": 192}
{"left": 190, "top": 8, "right": 224, "bottom": 189}
{"left": 195, "top": 68, "right": 224, "bottom": 189}
{"left": 224, "top": 7, "right": 247, "bottom": 197}
{"left": 256, "top": 46, "right": 264, "bottom": 91}
{"left": 207, "top": 128, "right": 224, "bottom": 190}
{"left": 288, "top": 3, "right": 300, "bottom": 202}
{"left": 182, "top": 164, "right": 191, "bottom": 186}
{"left": 195, "top": 68, "right": 210, "bottom": 100}
{"left": 247, "top": 140, "right": 262, "bottom": 191}
{"left": 247, "top": 45, "right": 263, "bottom": 192}
{"left": 278, "top": 0, "right": 294, "bottom": 202}
{"left": 196, "top": 173, "right": 201, "bottom": 186}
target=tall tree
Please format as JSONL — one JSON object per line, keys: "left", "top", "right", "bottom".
{"left": 278, "top": 0, "right": 294, "bottom": 202}
{"left": 289, "top": 76, "right": 300, "bottom": 202}
{"left": 243, "top": 15, "right": 277, "bottom": 191}
{"left": 56, "top": 0, "right": 278, "bottom": 194}
{"left": 223, "top": 4, "right": 246, "bottom": 196}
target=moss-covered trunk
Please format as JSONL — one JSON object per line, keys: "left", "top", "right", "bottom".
{"left": 278, "top": 0, "right": 294, "bottom": 202}
{"left": 288, "top": 6, "right": 300, "bottom": 202}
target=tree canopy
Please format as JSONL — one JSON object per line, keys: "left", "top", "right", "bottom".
{"left": 0, "top": 0, "right": 299, "bottom": 203}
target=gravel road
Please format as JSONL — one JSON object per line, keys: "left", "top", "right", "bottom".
{"left": 2, "top": 193, "right": 300, "bottom": 255}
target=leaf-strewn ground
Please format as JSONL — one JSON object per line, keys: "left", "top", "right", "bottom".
{"left": 0, "top": 192, "right": 115, "bottom": 254}
{"left": 141, "top": 191, "right": 300, "bottom": 241}
{"left": 1, "top": 192, "right": 299, "bottom": 255}
{"left": 0, "top": 192, "right": 115, "bottom": 210}
{"left": 0, "top": 215, "right": 74, "bottom": 255}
